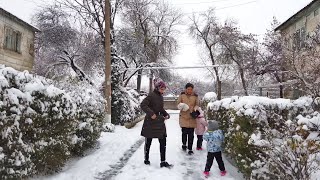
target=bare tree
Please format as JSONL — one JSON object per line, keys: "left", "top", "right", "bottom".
{"left": 247, "top": 17, "right": 286, "bottom": 98}
{"left": 56, "top": 0, "right": 125, "bottom": 46}
{"left": 189, "top": 9, "right": 256, "bottom": 99}
{"left": 117, "top": 0, "right": 182, "bottom": 91}
{"left": 189, "top": 9, "right": 224, "bottom": 100}
{"left": 33, "top": 5, "right": 78, "bottom": 77}
{"left": 46, "top": 51, "right": 94, "bottom": 85}
{"left": 214, "top": 19, "right": 258, "bottom": 96}
{"left": 33, "top": 5, "right": 103, "bottom": 83}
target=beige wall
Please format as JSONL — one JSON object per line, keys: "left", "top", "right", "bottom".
{"left": 280, "top": 6, "right": 320, "bottom": 99}
{"left": 282, "top": 6, "right": 320, "bottom": 37}
{"left": 0, "top": 15, "right": 35, "bottom": 72}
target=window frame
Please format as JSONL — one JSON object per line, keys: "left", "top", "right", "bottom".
{"left": 3, "top": 26, "right": 22, "bottom": 53}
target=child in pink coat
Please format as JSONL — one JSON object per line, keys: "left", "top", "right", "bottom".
{"left": 195, "top": 107, "right": 208, "bottom": 150}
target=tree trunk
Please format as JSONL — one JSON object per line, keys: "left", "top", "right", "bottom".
{"left": 274, "top": 73, "right": 284, "bottom": 98}
{"left": 279, "top": 85, "right": 284, "bottom": 98}
{"left": 217, "top": 79, "right": 222, "bottom": 100}
{"left": 213, "top": 66, "right": 222, "bottom": 100}
{"left": 149, "top": 71, "right": 153, "bottom": 93}
{"left": 137, "top": 69, "right": 142, "bottom": 92}
{"left": 239, "top": 68, "right": 248, "bottom": 96}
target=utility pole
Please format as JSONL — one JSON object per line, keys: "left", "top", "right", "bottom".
{"left": 105, "top": 0, "right": 111, "bottom": 123}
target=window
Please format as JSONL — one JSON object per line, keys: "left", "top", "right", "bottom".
{"left": 299, "top": 27, "right": 306, "bottom": 47}
{"left": 314, "top": 8, "right": 319, "bottom": 16}
{"left": 4, "top": 27, "right": 21, "bottom": 53}
{"left": 29, "top": 43, "right": 34, "bottom": 56}
{"left": 293, "top": 26, "right": 306, "bottom": 49}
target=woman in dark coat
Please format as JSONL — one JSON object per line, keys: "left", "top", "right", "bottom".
{"left": 140, "top": 79, "right": 173, "bottom": 168}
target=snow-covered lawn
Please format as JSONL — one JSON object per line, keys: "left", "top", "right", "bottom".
{"left": 33, "top": 110, "right": 243, "bottom": 180}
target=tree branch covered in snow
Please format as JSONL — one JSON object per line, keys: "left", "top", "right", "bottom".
{"left": 189, "top": 9, "right": 258, "bottom": 98}
{"left": 116, "top": 0, "right": 182, "bottom": 90}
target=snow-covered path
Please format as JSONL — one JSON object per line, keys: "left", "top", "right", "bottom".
{"left": 33, "top": 110, "right": 242, "bottom": 180}
{"left": 112, "top": 110, "right": 241, "bottom": 180}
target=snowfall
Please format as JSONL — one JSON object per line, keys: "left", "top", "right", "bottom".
{"left": 32, "top": 110, "right": 243, "bottom": 180}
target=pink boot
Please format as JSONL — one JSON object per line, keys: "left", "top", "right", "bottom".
{"left": 196, "top": 147, "right": 203, "bottom": 150}
{"left": 203, "top": 171, "right": 209, "bottom": 178}
{"left": 220, "top": 171, "right": 227, "bottom": 176}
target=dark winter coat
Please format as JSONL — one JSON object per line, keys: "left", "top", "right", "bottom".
{"left": 140, "top": 90, "right": 169, "bottom": 138}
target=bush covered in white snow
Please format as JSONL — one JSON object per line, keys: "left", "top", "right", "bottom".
{"left": 0, "top": 66, "right": 105, "bottom": 179}
{"left": 111, "top": 54, "right": 144, "bottom": 125}
{"left": 203, "top": 92, "right": 217, "bottom": 103}
{"left": 201, "top": 92, "right": 218, "bottom": 116}
{"left": 207, "top": 96, "right": 320, "bottom": 179}
{"left": 111, "top": 86, "right": 144, "bottom": 125}
{"left": 54, "top": 78, "right": 105, "bottom": 155}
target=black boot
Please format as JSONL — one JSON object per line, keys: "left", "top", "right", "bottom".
{"left": 188, "top": 150, "right": 194, "bottom": 155}
{"left": 160, "top": 161, "right": 173, "bottom": 168}
{"left": 144, "top": 160, "right": 150, "bottom": 165}
{"left": 182, "top": 145, "right": 187, "bottom": 151}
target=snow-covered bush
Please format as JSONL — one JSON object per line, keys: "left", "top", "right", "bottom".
{"left": 201, "top": 92, "right": 217, "bottom": 116}
{"left": 112, "top": 86, "right": 143, "bottom": 125}
{"left": 207, "top": 96, "right": 320, "bottom": 179}
{"left": 110, "top": 50, "right": 144, "bottom": 125}
{"left": 203, "top": 92, "right": 217, "bottom": 103}
{"left": 102, "top": 123, "right": 115, "bottom": 132}
{"left": 0, "top": 67, "right": 75, "bottom": 178}
{"left": 0, "top": 66, "right": 105, "bottom": 179}
{"left": 53, "top": 78, "right": 105, "bottom": 156}
{"left": 251, "top": 124, "right": 320, "bottom": 180}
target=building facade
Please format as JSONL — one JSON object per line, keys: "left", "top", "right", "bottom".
{"left": 276, "top": 0, "right": 320, "bottom": 47}
{"left": 0, "top": 7, "right": 39, "bottom": 72}
{"left": 275, "top": 0, "right": 320, "bottom": 99}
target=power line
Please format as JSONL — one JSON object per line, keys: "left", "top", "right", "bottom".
{"left": 20, "top": 0, "right": 50, "bottom": 9}
{"left": 184, "top": 0, "right": 257, "bottom": 14}
{"left": 172, "top": 0, "right": 241, "bottom": 6}
{"left": 122, "top": 65, "right": 233, "bottom": 71}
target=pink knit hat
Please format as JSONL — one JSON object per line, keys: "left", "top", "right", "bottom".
{"left": 154, "top": 78, "right": 167, "bottom": 89}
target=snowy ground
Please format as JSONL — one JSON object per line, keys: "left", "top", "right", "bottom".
{"left": 32, "top": 110, "right": 243, "bottom": 180}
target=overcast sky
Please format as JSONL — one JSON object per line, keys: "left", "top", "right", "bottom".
{"left": 0, "top": 0, "right": 314, "bottom": 82}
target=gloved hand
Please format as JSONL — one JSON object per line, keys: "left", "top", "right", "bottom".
{"left": 190, "top": 110, "right": 200, "bottom": 119}
{"left": 165, "top": 114, "right": 170, "bottom": 119}
{"left": 177, "top": 103, "right": 189, "bottom": 111}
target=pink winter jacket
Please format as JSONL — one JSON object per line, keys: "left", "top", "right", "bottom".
{"left": 195, "top": 111, "right": 208, "bottom": 135}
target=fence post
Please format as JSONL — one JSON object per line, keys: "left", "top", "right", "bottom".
{"left": 259, "top": 87, "right": 262, "bottom": 96}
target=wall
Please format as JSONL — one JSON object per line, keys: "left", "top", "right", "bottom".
{"left": 0, "top": 14, "right": 35, "bottom": 72}
{"left": 164, "top": 100, "right": 178, "bottom": 110}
